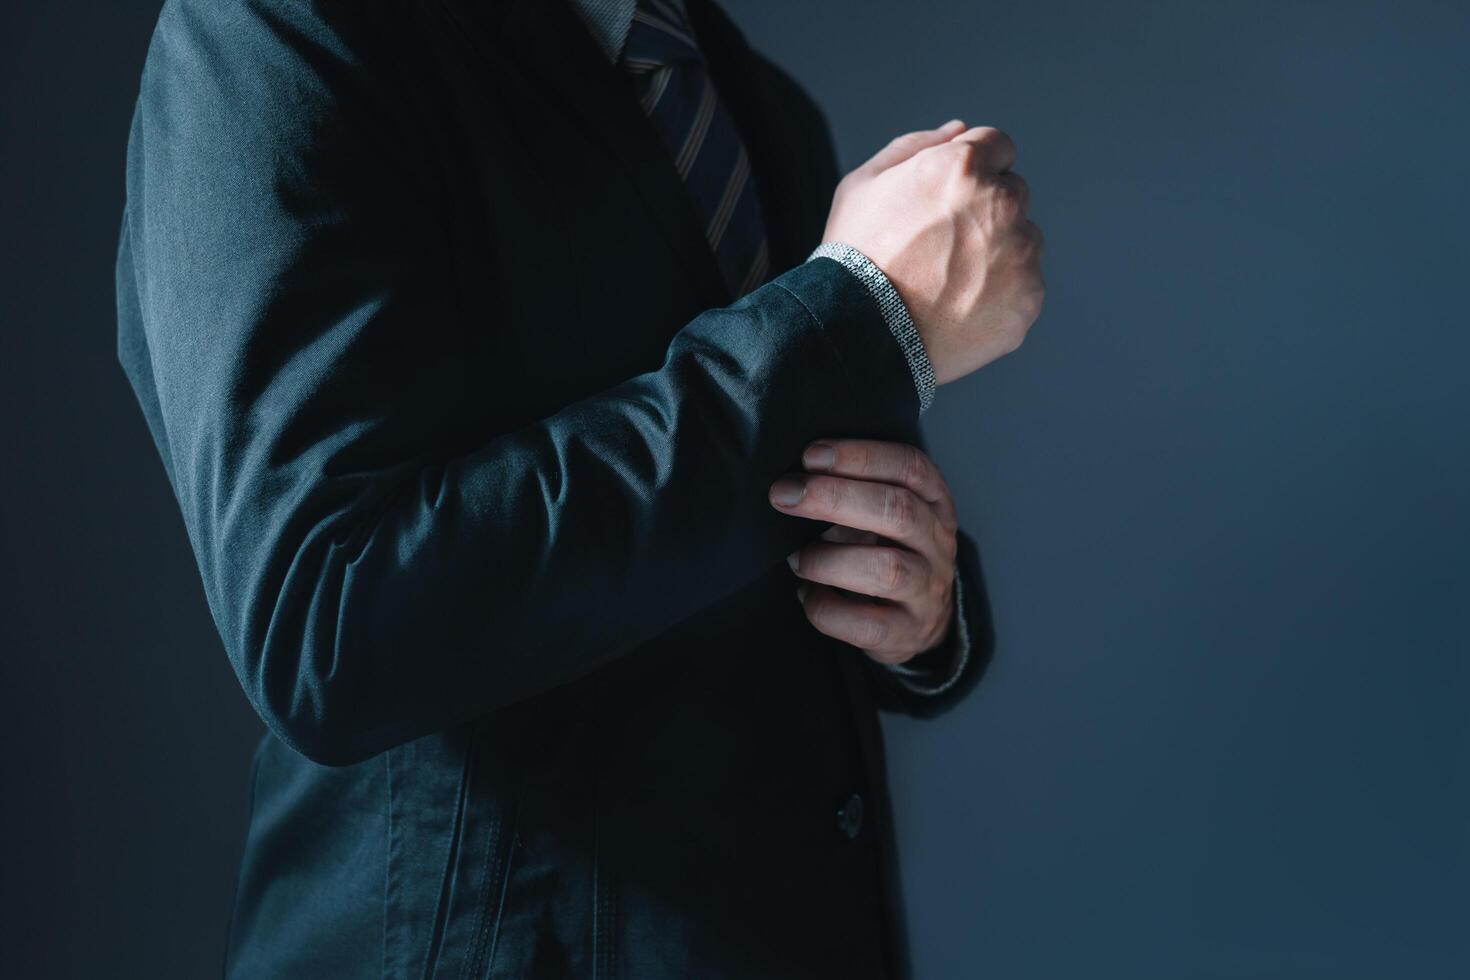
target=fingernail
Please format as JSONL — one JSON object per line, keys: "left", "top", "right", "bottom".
{"left": 797, "top": 583, "right": 810, "bottom": 604}
{"left": 941, "top": 118, "right": 965, "bottom": 131}
{"left": 802, "top": 442, "right": 837, "bottom": 470}
{"left": 770, "top": 476, "right": 806, "bottom": 507}
{"left": 786, "top": 550, "right": 800, "bottom": 572}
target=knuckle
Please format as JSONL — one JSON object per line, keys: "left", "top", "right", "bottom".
{"left": 1010, "top": 315, "right": 1036, "bottom": 349}
{"left": 932, "top": 564, "right": 953, "bottom": 603}
{"left": 982, "top": 126, "right": 1017, "bottom": 156}
{"left": 1005, "top": 173, "right": 1031, "bottom": 211}
{"left": 1023, "top": 275, "right": 1046, "bottom": 315}
{"left": 882, "top": 487, "right": 918, "bottom": 536}
{"left": 855, "top": 613, "right": 889, "bottom": 649}
{"left": 875, "top": 549, "right": 910, "bottom": 593}
{"left": 930, "top": 526, "right": 957, "bottom": 566}
{"left": 810, "top": 476, "right": 841, "bottom": 512}
{"left": 965, "top": 125, "right": 1015, "bottom": 159}
{"left": 912, "top": 145, "right": 949, "bottom": 179}
{"left": 1011, "top": 222, "right": 1044, "bottom": 263}
{"left": 993, "top": 189, "right": 1022, "bottom": 222}
{"left": 900, "top": 443, "right": 928, "bottom": 490}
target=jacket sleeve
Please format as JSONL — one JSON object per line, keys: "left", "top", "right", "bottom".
{"left": 117, "top": 0, "right": 921, "bottom": 765}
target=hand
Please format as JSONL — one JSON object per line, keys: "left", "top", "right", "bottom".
{"left": 820, "top": 119, "right": 1046, "bottom": 383}
{"left": 769, "top": 438, "right": 958, "bottom": 666}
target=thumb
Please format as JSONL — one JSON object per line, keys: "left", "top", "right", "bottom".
{"left": 851, "top": 119, "right": 967, "bottom": 178}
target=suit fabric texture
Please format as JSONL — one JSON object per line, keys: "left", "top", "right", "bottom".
{"left": 114, "top": 0, "right": 994, "bottom": 976}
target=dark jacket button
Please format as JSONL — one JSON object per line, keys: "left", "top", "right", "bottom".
{"left": 837, "top": 792, "right": 864, "bottom": 839}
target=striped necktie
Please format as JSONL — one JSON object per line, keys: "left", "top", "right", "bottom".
{"left": 618, "top": 0, "right": 770, "bottom": 299}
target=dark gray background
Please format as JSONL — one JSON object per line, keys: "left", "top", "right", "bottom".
{"left": 3, "top": 1, "right": 1466, "bottom": 977}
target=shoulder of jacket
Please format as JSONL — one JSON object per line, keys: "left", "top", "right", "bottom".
{"left": 158, "top": 0, "right": 404, "bottom": 31}
{"left": 141, "top": 0, "right": 434, "bottom": 113}
{"left": 133, "top": 0, "right": 445, "bottom": 193}
{"left": 148, "top": 0, "right": 421, "bottom": 75}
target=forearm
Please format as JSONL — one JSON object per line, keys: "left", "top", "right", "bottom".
{"left": 225, "top": 264, "right": 919, "bottom": 764}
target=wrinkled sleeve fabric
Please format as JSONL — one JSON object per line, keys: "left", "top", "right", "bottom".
{"left": 116, "top": 0, "right": 921, "bottom": 766}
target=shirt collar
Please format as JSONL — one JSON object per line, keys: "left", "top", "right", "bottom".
{"left": 566, "top": 0, "right": 637, "bottom": 63}
{"left": 567, "top": 0, "right": 693, "bottom": 64}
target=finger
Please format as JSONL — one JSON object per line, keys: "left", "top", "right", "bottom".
{"left": 800, "top": 439, "right": 957, "bottom": 533}
{"left": 769, "top": 473, "right": 939, "bottom": 554}
{"left": 797, "top": 582, "right": 919, "bottom": 663}
{"left": 992, "top": 170, "right": 1030, "bottom": 215}
{"left": 789, "top": 541, "right": 929, "bottom": 602}
{"left": 819, "top": 524, "right": 880, "bottom": 546}
{"left": 1023, "top": 218, "right": 1045, "bottom": 255}
{"left": 853, "top": 119, "right": 968, "bottom": 178}
{"left": 949, "top": 125, "right": 1017, "bottom": 175}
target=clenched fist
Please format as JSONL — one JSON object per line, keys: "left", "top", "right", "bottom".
{"left": 821, "top": 119, "right": 1046, "bottom": 382}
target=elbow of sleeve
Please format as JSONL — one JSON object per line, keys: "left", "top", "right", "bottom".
{"left": 290, "top": 734, "right": 381, "bottom": 769}
{"left": 244, "top": 640, "right": 380, "bottom": 768}
{"left": 231, "top": 567, "right": 394, "bottom": 768}
{"left": 269, "top": 721, "right": 367, "bottom": 769}
{"left": 220, "top": 490, "right": 436, "bottom": 766}
{"left": 230, "top": 534, "right": 493, "bottom": 767}
{"left": 262, "top": 700, "right": 375, "bottom": 768}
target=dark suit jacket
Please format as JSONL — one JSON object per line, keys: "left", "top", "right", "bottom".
{"left": 115, "top": 0, "right": 994, "bottom": 976}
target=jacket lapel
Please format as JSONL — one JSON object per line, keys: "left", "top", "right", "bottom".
{"left": 441, "top": 0, "right": 730, "bottom": 309}
{"left": 438, "top": 0, "right": 812, "bottom": 309}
